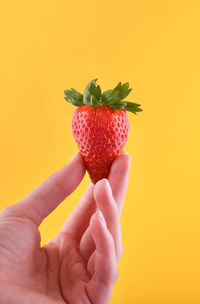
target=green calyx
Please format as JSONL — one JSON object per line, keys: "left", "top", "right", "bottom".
{"left": 64, "top": 79, "right": 143, "bottom": 114}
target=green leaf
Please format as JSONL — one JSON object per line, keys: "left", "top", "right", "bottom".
{"left": 95, "top": 85, "right": 102, "bottom": 99}
{"left": 102, "top": 89, "right": 113, "bottom": 101}
{"left": 90, "top": 95, "right": 101, "bottom": 107}
{"left": 64, "top": 89, "right": 84, "bottom": 106}
{"left": 108, "top": 101, "right": 127, "bottom": 110}
{"left": 125, "top": 101, "right": 141, "bottom": 107}
{"left": 102, "top": 82, "right": 132, "bottom": 105}
{"left": 89, "top": 83, "right": 102, "bottom": 101}
{"left": 106, "top": 90, "right": 120, "bottom": 104}
{"left": 102, "top": 89, "right": 121, "bottom": 104}
{"left": 83, "top": 79, "right": 98, "bottom": 105}
{"left": 64, "top": 97, "right": 83, "bottom": 107}
{"left": 83, "top": 79, "right": 103, "bottom": 107}
{"left": 124, "top": 101, "right": 143, "bottom": 114}
{"left": 113, "top": 82, "right": 122, "bottom": 92}
{"left": 70, "top": 88, "right": 83, "bottom": 101}
{"left": 119, "top": 82, "right": 132, "bottom": 99}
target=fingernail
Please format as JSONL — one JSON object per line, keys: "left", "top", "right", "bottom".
{"left": 122, "top": 151, "right": 131, "bottom": 159}
{"left": 68, "top": 152, "right": 79, "bottom": 163}
{"left": 69, "top": 152, "right": 85, "bottom": 167}
{"left": 101, "top": 178, "right": 109, "bottom": 186}
{"left": 95, "top": 178, "right": 109, "bottom": 190}
{"left": 121, "top": 151, "right": 129, "bottom": 155}
{"left": 98, "top": 210, "right": 106, "bottom": 227}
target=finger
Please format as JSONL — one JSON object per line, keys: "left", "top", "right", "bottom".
{"left": 1, "top": 153, "right": 85, "bottom": 226}
{"left": 59, "top": 183, "right": 96, "bottom": 242}
{"left": 87, "top": 211, "right": 119, "bottom": 304}
{"left": 94, "top": 179, "right": 123, "bottom": 262}
{"left": 108, "top": 152, "right": 131, "bottom": 213}
{"left": 79, "top": 226, "right": 95, "bottom": 262}
{"left": 80, "top": 178, "right": 123, "bottom": 263}
{"left": 87, "top": 249, "right": 96, "bottom": 276}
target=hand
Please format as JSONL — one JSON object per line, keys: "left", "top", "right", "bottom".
{"left": 0, "top": 152, "right": 131, "bottom": 304}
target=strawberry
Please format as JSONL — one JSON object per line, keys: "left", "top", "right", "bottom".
{"left": 64, "top": 79, "right": 142, "bottom": 184}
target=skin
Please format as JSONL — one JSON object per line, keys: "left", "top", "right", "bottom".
{"left": 0, "top": 152, "right": 131, "bottom": 304}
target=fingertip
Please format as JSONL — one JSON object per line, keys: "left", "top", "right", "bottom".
{"left": 95, "top": 178, "right": 110, "bottom": 189}
{"left": 90, "top": 210, "right": 113, "bottom": 255}
{"left": 108, "top": 151, "right": 131, "bottom": 209}
{"left": 121, "top": 152, "right": 132, "bottom": 166}
{"left": 89, "top": 211, "right": 100, "bottom": 238}
{"left": 53, "top": 152, "right": 86, "bottom": 198}
{"left": 69, "top": 152, "right": 85, "bottom": 166}
{"left": 68, "top": 152, "right": 86, "bottom": 178}
{"left": 110, "top": 152, "right": 131, "bottom": 174}
{"left": 90, "top": 210, "right": 107, "bottom": 233}
{"left": 120, "top": 150, "right": 129, "bottom": 156}
{"left": 97, "top": 210, "right": 106, "bottom": 227}
{"left": 94, "top": 178, "right": 111, "bottom": 202}
{"left": 90, "top": 211, "right": 97, "bottom": 223}
{"left": 120, "top": 151, "right": 132, "bottom": 162}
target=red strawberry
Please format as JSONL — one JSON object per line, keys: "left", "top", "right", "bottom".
{"left": 64, "top": 79, "right": 142, "bottom": 183}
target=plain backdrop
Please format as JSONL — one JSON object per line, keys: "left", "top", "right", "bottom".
{"left": 0, "top": 1, "right": 200, "bottom": 303}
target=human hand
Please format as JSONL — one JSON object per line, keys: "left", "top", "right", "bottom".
{"left": 0, "top": 152, "right": 131, "bottom": 304}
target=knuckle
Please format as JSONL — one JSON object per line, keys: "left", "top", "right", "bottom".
{"left": 115, "top": 205, "right": 121, "bottom": 220}
{"left": 0, "top": 205, "right": 14, "bottom": 216}
{"left": 112, "top": 268, "right": 119, "bottom": 283}
{"left": 95, "top": 265, "right": 119, "bottom": 287}
{"left": 107, "top": 204, "right": 120, "bottom": 224}
{"left": 117, "top": 245, "right": 124, "bottom": 261}
{"left": 113, "top": 202, "right": 120, "bottom": 216}
{"left": 109, "top": 234, "right": 115, "bottom": 249}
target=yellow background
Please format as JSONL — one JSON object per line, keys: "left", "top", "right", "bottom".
{"left": 0, "top": 0, "right": 200, "bottom": 303}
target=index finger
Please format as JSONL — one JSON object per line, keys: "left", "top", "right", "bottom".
{"left": 1, "top": 153, "right": 86, "bottom": 226}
